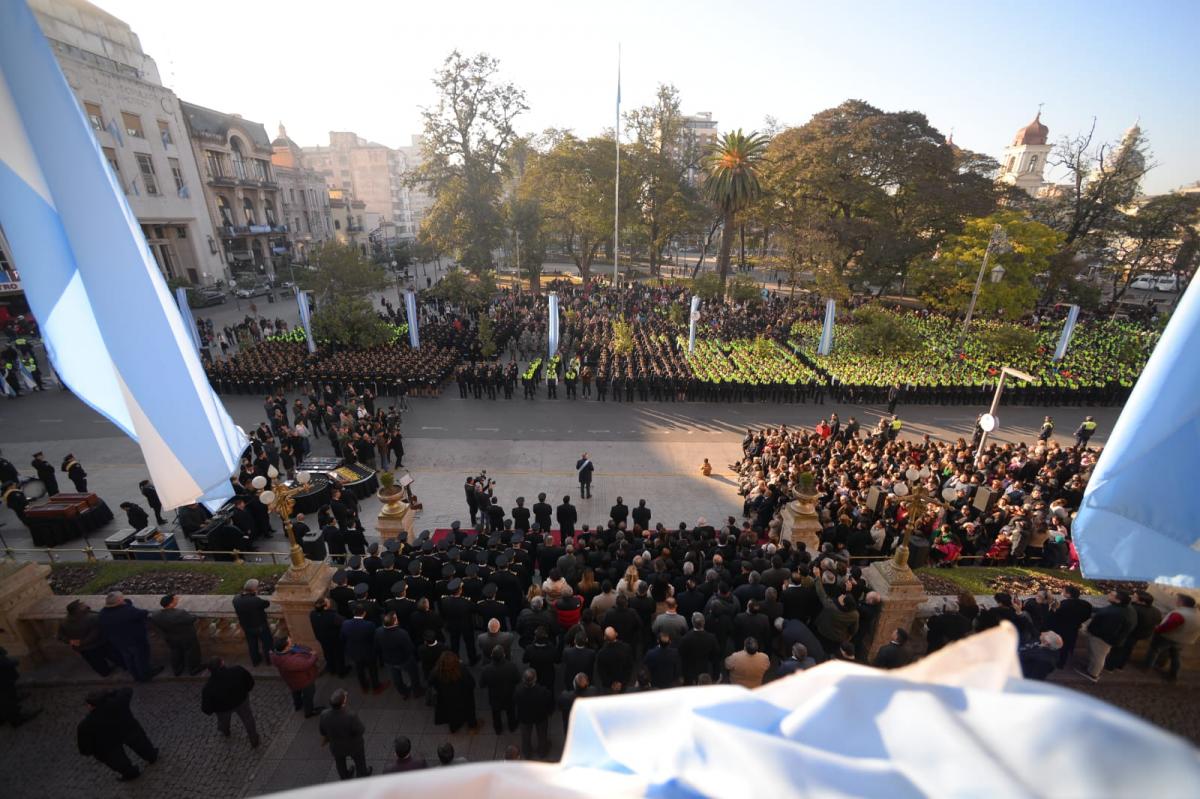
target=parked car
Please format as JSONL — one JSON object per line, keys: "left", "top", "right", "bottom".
{"left": 1129, "top": 274, "right": 1156, "bottom": 291}
{"left": 1154, "top": 274, "right": 1179, "bottom": 292}
{"left": 235, "top": 280, "right": 273, "bottom": 298}
{"left": 188, "top": 286, "right": 226, "bottom": 307}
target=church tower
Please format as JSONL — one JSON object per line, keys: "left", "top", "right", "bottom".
{"left": 998, "top": 111, "right": 1051, "bottom": 196}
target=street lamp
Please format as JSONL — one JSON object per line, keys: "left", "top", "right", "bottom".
{"left": 254, "top": 468, "right": 311, "bottom": 569}
{"left": 958, "top": 224, "right": 1012, "bottom": 351}
{"left": 878, "top": 465, "right": 943, "bottom": 578}
{"left": 974, "top": 366, "right": 1038, "bottom": 460}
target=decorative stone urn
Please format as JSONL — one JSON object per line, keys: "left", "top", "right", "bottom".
{"left": 779, "top": 473, "right": 821, "bottom": 550}
{"left": 376, "top": 472, "right": 413, "bottom": 544}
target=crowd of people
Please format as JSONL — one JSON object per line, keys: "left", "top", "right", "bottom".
{"left": 195, "top": 281, "right": 1155, "bottom": 407}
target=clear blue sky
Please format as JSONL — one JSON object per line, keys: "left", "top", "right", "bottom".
{"left": 98, "top": 0, "right": 1199, "bottom": 193}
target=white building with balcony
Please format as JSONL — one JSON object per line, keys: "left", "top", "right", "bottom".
{"left": 28, "top": 0, "right": 226, "bottom": 285}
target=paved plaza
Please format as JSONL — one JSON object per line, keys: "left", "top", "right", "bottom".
{"left": 0, "top": 383, "right": 1119, "bottom": 561}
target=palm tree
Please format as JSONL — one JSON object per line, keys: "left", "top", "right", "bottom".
{"left": 703, "top": 129, "right": 769, "bottom": 292}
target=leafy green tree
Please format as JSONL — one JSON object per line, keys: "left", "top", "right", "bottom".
{"left": 430, "top": 267, "right": 495, "bottom": 308}
{"left": 847, "top": 306, "right": 920, "bottom": 355}
{"left": 703, "top": 130, "right": 769, "bottom": 291}
{"left": 625, "top": 85, "right": 707, "bottom": 275}
{"left": 978, "top": 325, "right": 1038, "bottom": 357}
{"left": 521, "top": 132, "right": 618, "bottom": 283}
{"left": 1103, "top": 192, "right": 1200, "bottom": 302}
{"left": 478, "top": 313, "right": 497, "bottom": 357}
{"left": 760, "top": 101, "right": 997, "bottom": 294}
{"left": 726, "top": 274, "right": 763, "bottom": 304}
{"left": 299, "top": 241, "right": 390, "bottom": 304}
{"left": 311, "top": 295, "right": 391, "bottom": 348}
{"left": 411, "top": 51, "right": 526, "bottom": 272}
{"left": 910, "top": 211, "right": 1063, "bottom": 319}
{"left": 611, "top": 316, "right": 634, "bottom": 355}
{"left": 691, "top": 272, "right": 723, "bottom": 301}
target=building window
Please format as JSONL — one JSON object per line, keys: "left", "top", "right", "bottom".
{"left": 216, "top": 196, "right": 233, "bottom": 227}
{"left": 102, "top": 146, "right": 123, "bottom": 191}
{"left": 334, "top": 219, "right": 341, "bottom": 230}
{"left": 1027, "top": 155, "right": 1038, "bottom": 174}
{"left": 290, "top": 188, "right": 296, "bottom": 203}
{"left": 264, "top": 201, "right": 277, "bottom": 227}
{"left": 176, "top": 226, "right": 187, "bottom": 238}
{"left": 158, "top": 120, "right": 173, "bottom": 146}
{"left": 168, "top": 157, "right": 186, "bottom": 193}
{"left": 135, "top": 153, "right": 159, "bottom": 195}
{"left": 243, "top": 197, "right": 257, "bottom": 225}
{"left": 122, "top": 111, "right": 144, "bottom": 138}
{"left": 84, "top": 101, "right": 103, "bottom": 131}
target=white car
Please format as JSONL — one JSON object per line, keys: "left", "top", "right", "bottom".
{"left": 1129, "top": 274, "right": 1156, "bottom": 291}
{"left": 1154, "top": 274, "right": 1179, "bottom": 292}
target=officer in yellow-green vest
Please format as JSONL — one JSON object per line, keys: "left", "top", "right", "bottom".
{"left": 1038, "top": 416, "right": 1054, "bottom": 442}
{"left": 1074, "top": 416, "right": 1098, "bottom": 449}
{"left": 888, "top": 416, "right": 903, "bottom": 441}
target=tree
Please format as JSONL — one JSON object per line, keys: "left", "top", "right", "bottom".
{"left": 522, "top": 132, "right": 617, "bottom": 283}
{"left": 504, "top": 136, "right": 548, "bottom": 293}
{"left": 726, "top": 274, "right": 763, "bottom": 304}
{"left": 760, "top": 100, "right": 998, "bottom": 294}
{"left": 691, "top": 272, "right": 723, "bottom": 302}
{"left": 611, "top": 316, "right": 634, "bottom": 355}
{"left": 430, "top": 267, "right": 495, "bottom": 309}
{"left": 311, "top": 295, "right": 391, "bottom": 348}
{"left": 478, "top": 313, "right": 497, "bottom": 357}
{"left": 909, "top": 211, "right": 1063, "bottom": 319}
{"left": 411, "top": 51, "right": 527, "bottom": 272}
{"left": 300, "top": 241, "right": 390, "bottom": 304}
{"left": 1102, "top": 192, "right": 1200, "bottom": 303}
{"left": 847, "top": 306, "right": 920, "bottom": 355}
{"left": 703, "top": 130, "right": 769, "bottom": 291}
{"left": 625, "top": 85, "right": 707, "bottom": 276}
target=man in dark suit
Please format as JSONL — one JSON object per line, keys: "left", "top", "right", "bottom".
{"left": 872, "top": 628, "right": 912, "bottom": 669}
{"left": 679, "top": 615, "right": 721, "bottom": 684}
{"left": 319, "top": 689, "right": 371, "bottom": 779}
{"left": 595, "top": 627, "right": 634, "bottom": 691}
{"left": 514, "top": 668, "right": 554, "bottom": 760}
{"left": 631, "top": 499, "right": 651, "bottom": 530}
{"left": 310, "top": 597, "right": 348, "bottom": 676}
{"left": 511, "top": 497, "right": 531, "bottom": 533}
{"left": 532, "top": 493, "right": 554, "bottom": 532}
{"left": 1049, "top": 585, "right": 1094, "bottom": 668}
{"left": 561, "top": 631, "right": 596, "bottom": 687}
{"left": 77, "top": 687, "right": 158, "bottom": 781}
{"left": 440, "top": 579, "right": 478, "bottom": 666}
{"left": 556, "top": 496, "right": 578, "bottom": 540}
{"left": 341, "top": 603, "right": 386, "bottom": 693}
{"left": 150, "top": 594, "right": 203, "bottom": 676}
{"left": 575, "top": 452, "right": 594, "bottom": 499}
{"left": 609, "top": 496, "right": 629, "bottom": 528}
{"left": 480, "top": 646, "right": 521, "bottom": 735}
{"left": 232, "top": 580, "right": 273, "bottom": 667}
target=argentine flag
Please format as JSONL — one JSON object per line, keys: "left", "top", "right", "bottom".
{"left": 0, "top": 0, "right": 246, "bottom": 509}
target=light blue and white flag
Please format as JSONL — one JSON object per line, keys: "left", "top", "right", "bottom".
{"left": 688, "top": 295, "right": 701, "bottom": 355}
{"left": 404, "top": 289, "right": 419, "bottom": 349}
{"left": 105, "top": 117, "right": 123, "bottom": 147}
{"left": 1053, "top": 303, "right": 1079, "bottom": 361}
{"left": 1073, "top": 279, "right": 1200, "bottom": 586}
{"left": 175, "top": 287, "right": 202, "bottom": 355}
{"left": 15, "top": 359, "right": 38, "bottom": 392}
{"left": 0, "top": 1, "right": 246, "bottom": 510}
{"left": 0, "top": 369, "right": 13, "bottom": 397}
{"left": 296, "top": 288, "right": 317, "bottom": 354}
{"left": 548, "top": 292, "right": 560, "bottom": 357}
{"left": 817, "top": 299, "right": 836, "bottom": 356}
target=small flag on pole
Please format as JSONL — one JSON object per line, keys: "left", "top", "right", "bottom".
{"left": 548, "top": 292, "right": 560, "bottom": 357}
{"left": 174, "top": 287, "right": 202, "bottom": 355}
{"left": 688, "top": 296, "right": 701, "bottom": 355}
{"left": 1053, "top": 304, "right": 1079, "bottom": 361}
{"left": 0, "top": 1, "right": 246, "bottom": 509}
{"left": 296, "top": 288, "right": 317, "bottom": 354}
{"left": 817, "top": 299, "right": 836, "bottom": 356}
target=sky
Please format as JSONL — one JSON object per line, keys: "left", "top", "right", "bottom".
{"left": 95, "top": 0, "right": 1200, "bottom": 194}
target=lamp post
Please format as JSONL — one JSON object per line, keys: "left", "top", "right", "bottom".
{"left": 391, "top": 259, "right": 401, "bottom": 306}
{"left": 958, "top": 224, "right": 1011, "bottom": 352}
{"left": 253, "top": 467, "right": 310, "bottom": 569}
{"left": 974, "top": 366, "right": 1038, "bottom": 460}
{"left": 881, "top": 466, "right": 944, "bottom": 576}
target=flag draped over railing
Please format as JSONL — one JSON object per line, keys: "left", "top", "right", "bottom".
{"left": 1074, "top": 279, "right": 1200, "bottom": 586}
{"left": 296, "top": 288, "right": 316, "bottom": 354}
{"left": 175, "top": 287, "right": 201, "bottom": 355}
{"left": 1053, "top": 303, "right": 1079, "bottom": 361}
{"left": 817, "top": 299, "right": 836, "bottom": 356}
{"left": 548, "top": 292, "right": 560, "bottom": 357}
{"left": 688, "top": 295, "right": 701, "bottom": 355}
{"left": 0, "top": 0, "right": 246, "bottom": 509}
{"left": 404, "top": 289, "right": 419, "bottom": 349}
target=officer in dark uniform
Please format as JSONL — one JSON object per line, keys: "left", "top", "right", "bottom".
{"left": 1074, "top": 416, "right": 1098, "bottom": 449}
{"left": 384, "top": 581, "right": 418, "bottom": 632}
{"left": 3, "top": 481, "right": 29, "bottom": 526}
{"left": 32, "top": 451, "right": 58, "bottom": 496}
{"left": 62, "top": 454, "right": 88, "bottom": 493}
{"left": 440, "top": 578, "right": 477, "bottom": 665}
{"left": 1038, "top": 416, "right": 1054, "bottom": 442}
{"left": 475, "top": 582, "right": 509, "bottom": 631}
{"left": 405, "top": 559, "right": 431, "bottom": 603}
{"left": 0, "top": 449, "right": 19, "bottom": 486}
{"left": 371, "top": 554, "right": 401, "bottom": 603}
{"left": 328, "top": 570, "right": 356, "bottom": 619}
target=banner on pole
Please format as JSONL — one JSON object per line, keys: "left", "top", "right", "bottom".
{"left": 817, "top": 299, "right": 836, "bottom": 356}
{"left": 175, "top": 287, "right": 202, "bottom": 355}
{"left": 296, "top": 288, "right": 317, "bottom": 353}
{"left": 688, "top": 296, "right": 701, "bottom": 355}
{"left": 404, "top": 289, "right": 420, "bottom": 349}
{"left": 548, "top": 292, "right": 560, "bottom": 357}
{"left": 1053, "top": 304, "right": 1079, "bottom": 361}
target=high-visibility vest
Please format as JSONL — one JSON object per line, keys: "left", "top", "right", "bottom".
{"left": 890, "top": 419, "right": 903, "bottom": 431}
{"left": 1082, "top": 421, "right": 1097, "bottom": 432}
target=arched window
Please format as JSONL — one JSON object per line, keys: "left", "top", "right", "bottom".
{"left": 243, "top": 197, "right": 257, "bottom": 225}
{"left": 1027, "top": 155, "right": 1038, "bottom": 174}
{"left": 230, "top": 137, "right": 247, "bottom": 180}
{"left": 264, "top": 200, "right": 277, "bottom": 226}
{"left": 216, "top": 195, "right": 233, "bottom": 226}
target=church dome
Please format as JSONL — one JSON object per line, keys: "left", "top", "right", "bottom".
{"left": 1013, "top": 112, "right": 1048, "bottom": 146}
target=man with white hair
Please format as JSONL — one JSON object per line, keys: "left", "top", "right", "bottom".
{"left": 232, "top": 579, "right": 273, "bottom": 667}
{"left": 477, "top": 617, "right": 514, "bottom": 659}
{"left": 1019, "top": 631, "right": 1063, "bottom": 680}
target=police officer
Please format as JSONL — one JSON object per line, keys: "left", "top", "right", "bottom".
{"left": 32, "top": 451, "right": 58, "bottom": 496}
{"left": 62, "top": 453, "right": 88, "bottom": 493}
{"left": 1074, "top": 416, "right": 1098, "bottom": 449}
{"left": 1038, "top": 416, "right": 1054, "bottom": 442}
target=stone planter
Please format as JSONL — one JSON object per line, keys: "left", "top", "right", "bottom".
{"left": 376, "top": 487, "right": 413, "bottom": 544}
{"left": 780, "top": 492, "right": 821, "bottom": 551}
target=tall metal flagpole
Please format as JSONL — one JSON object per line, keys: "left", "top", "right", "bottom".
{"left": 613, "top": 44, "right": 620, "bottom": 287}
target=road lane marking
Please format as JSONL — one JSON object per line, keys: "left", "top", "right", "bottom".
{"left": 475, "top": 427, "right": 499, "bottom": 432}
{"left": 421, "top": 426, "right": 447, "bottom": 430}
{"left": 39, "top": 419, "right": 63, "bottom": 422}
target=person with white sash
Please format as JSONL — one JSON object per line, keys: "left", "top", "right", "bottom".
{"left": 575, "top": 452, "right": 595, "bottom": 499}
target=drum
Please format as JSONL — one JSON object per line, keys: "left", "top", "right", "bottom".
{"left": 20, "top": 477, "right": 46, "bottom": 500}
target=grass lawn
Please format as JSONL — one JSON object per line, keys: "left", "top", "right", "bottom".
{"left": 915, "top": 566, "right": 1103, "bottom": 597}
{"left": 52, "top": 561, "right": 287, "bottom": 595}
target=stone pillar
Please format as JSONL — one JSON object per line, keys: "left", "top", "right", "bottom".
{"left": 376, "top": 497, "right": 414, "bottom": 545}
{"left": 0, "top": 562, "right": 53, "bottom": 662}
{"left": 779, "top": 498, "right": 821, "bottom": 552}
{"left": 270, "top": 559, "right": 333, "bottom": 651}
{"left": 863, "top": 559, "right": 927, "bottom": 660}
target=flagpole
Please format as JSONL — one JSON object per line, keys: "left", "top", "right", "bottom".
{"left": 613, "top": 43, "right": 620, "bottom": 287}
